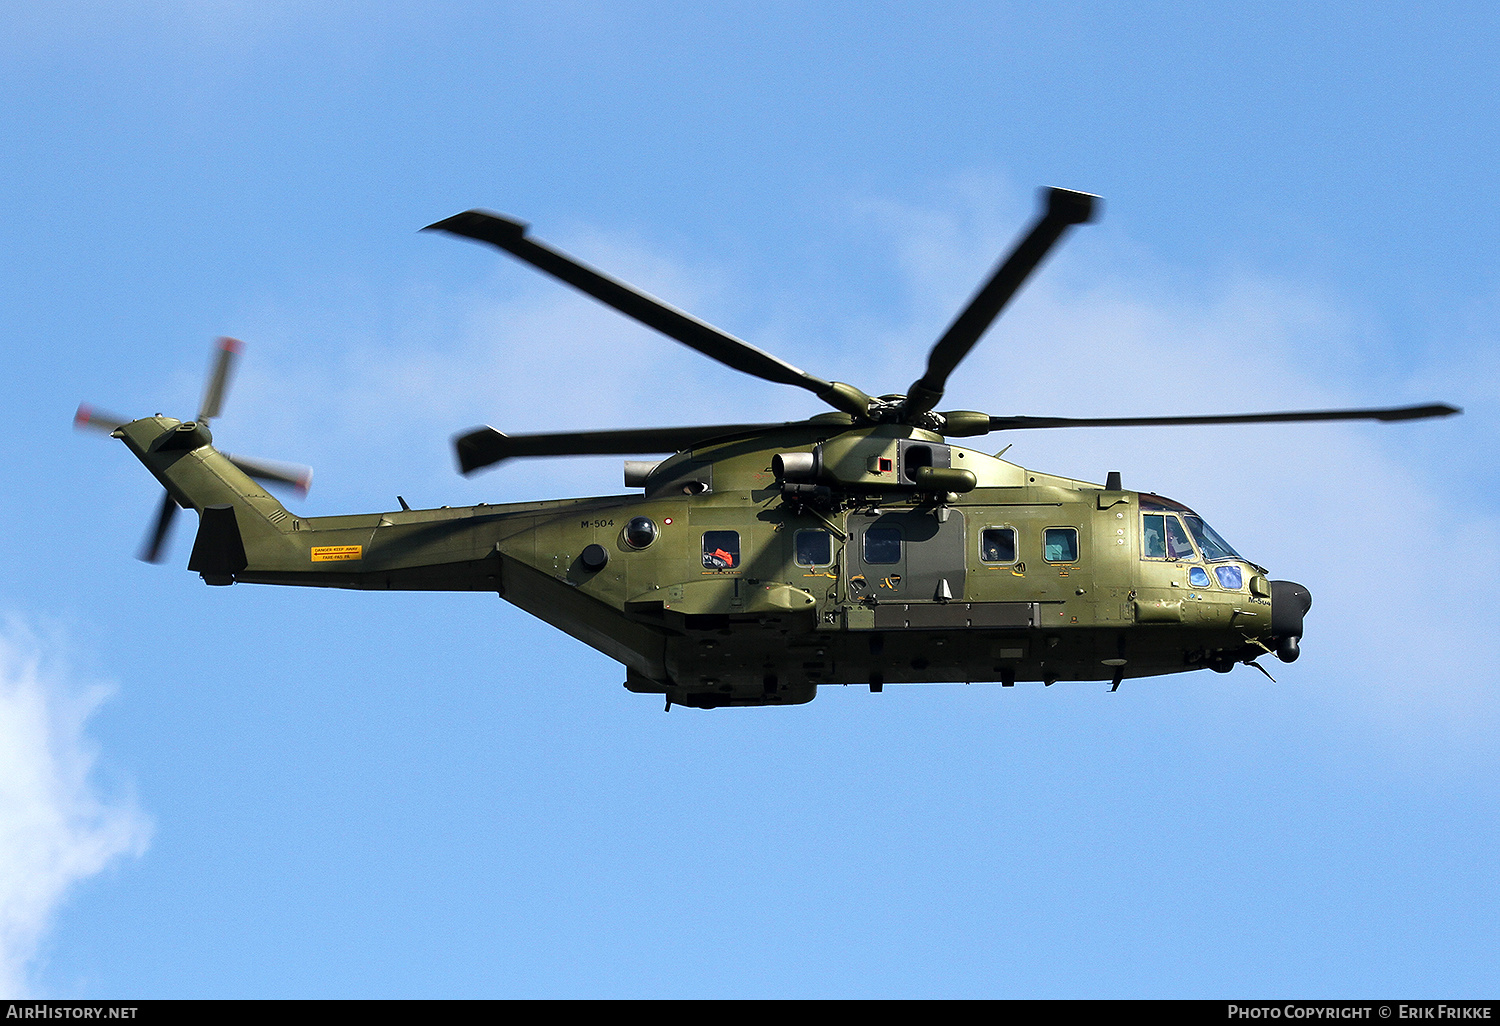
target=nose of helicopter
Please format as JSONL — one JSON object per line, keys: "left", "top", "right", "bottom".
{"left": 1270, "top": 580, "right": 1313, "bottom": 662}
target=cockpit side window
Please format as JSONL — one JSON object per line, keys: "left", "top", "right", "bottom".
{"left": 1143, "top": 513, "right": 1198, "bottom": 561}
{"left": 1165, "top": 517, "right": 1196, "bottom": 560}
{"left": 1143, "top": 514, "right": 1166, "bottom": 558}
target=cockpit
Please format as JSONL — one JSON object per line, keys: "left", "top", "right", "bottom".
{"left": 1139, "top": 494, "right": 1245, "bottom": 565}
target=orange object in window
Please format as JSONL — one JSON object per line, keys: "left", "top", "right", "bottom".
{"left": 713, "top": 548, "right": 734, "bottom": 567}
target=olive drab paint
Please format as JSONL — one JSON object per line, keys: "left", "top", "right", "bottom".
{"left": 82, "top": 188, "right": 1455, "bottom": 708}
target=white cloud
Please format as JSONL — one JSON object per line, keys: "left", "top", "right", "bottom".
{"left": 0, "top": 620, "right": 151, "bottom": 997}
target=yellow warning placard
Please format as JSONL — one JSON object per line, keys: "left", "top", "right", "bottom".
{"left": 311, "top": 545, "right": 363, "bottom": 562}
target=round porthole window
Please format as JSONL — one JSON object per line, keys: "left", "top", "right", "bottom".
{"left": 624, "top": 516, "right": 657, "bottom": 549}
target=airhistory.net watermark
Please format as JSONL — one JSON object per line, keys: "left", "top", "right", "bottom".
{"left": 5, "top": 1007, "right": 138, "bottom": 1019}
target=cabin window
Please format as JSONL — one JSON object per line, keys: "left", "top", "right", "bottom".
{"left": 1214, "top": 565, "right": 1244, "bottom": 590}
{"left": 702, "top": 530, "right": 740, "bottom": 570}
{"left": 980, "top": 527, "right": 1016, "bottom": 563}
{"left": 1142, "top": 514, "right": 1196, "bottom": 561}
{"left": 863, "top": 526, "right": 902, "bottom": 565}
{"left": 1189, "top": 566, "right": 1212, "bottom": 588}
{"left": 795, "top": 529, "right": 833, "bottom": 567}
{"left": 1043, "top": 527, "right": 1078, "bottom": 563}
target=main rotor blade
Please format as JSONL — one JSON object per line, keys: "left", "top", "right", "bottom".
{"left": 903, "top": 187, "right": 1099, "bottom": 416}
{"left": 424, "top": 212, "right": 869, "bottom": 416}
{"left": 139, "top": 491, "right": 179, "bottom": 564}
{"left": 225, "top": 453, "right": 313, "bottom": 497}
{"left": 455, "top": 422, "right": 794, "bottom": 475}
{"left": 198, "top": 337, "right": 241, "bottom": 423}
{"left": 980, "top": 403, "right": 1462, "bottom": 434}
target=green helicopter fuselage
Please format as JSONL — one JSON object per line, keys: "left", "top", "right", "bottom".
{"left": 116, "top": 414, "right": 1298, "bottom": 708}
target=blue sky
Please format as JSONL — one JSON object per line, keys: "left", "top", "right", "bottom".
{"left": 2, "top": 1, "right": 1497, "bottom": 998}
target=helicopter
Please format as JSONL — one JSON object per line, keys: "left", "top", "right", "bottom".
{"left": 78, "top": 187, "right": 1459, "bottom": 709}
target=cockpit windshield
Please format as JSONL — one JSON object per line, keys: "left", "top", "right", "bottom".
{"left": 1181, "top": 514, "right": 1241, "bottom": 562}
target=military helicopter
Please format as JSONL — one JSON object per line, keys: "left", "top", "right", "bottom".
{"left": 78, "top": 188, "right": 1459, "bottom": 708}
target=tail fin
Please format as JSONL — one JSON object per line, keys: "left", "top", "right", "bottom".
{"left": 77, "top": 339, "right": 312, "bottom": 568}
{"left": 113, "top": 415, "right": 304, "bottom": 576}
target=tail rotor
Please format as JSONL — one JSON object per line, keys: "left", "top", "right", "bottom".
{"left": 76, "top": 338, "right": 313, "bottom": 563}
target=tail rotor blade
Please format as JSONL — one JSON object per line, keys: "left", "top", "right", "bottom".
{"left": 74, "top": 403, "right": 129, "bottom": 433}
{"left": 86, "top": 337, "right": 304, "bottom": 565}
{"left": 198, "top": 337, "right": 242, "bottom": 423}
{"left": 138, "top": 491, "right": 179, "bottom": 564}
{"left": 225, "top": 453, "right": 313, "bottom": 496}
